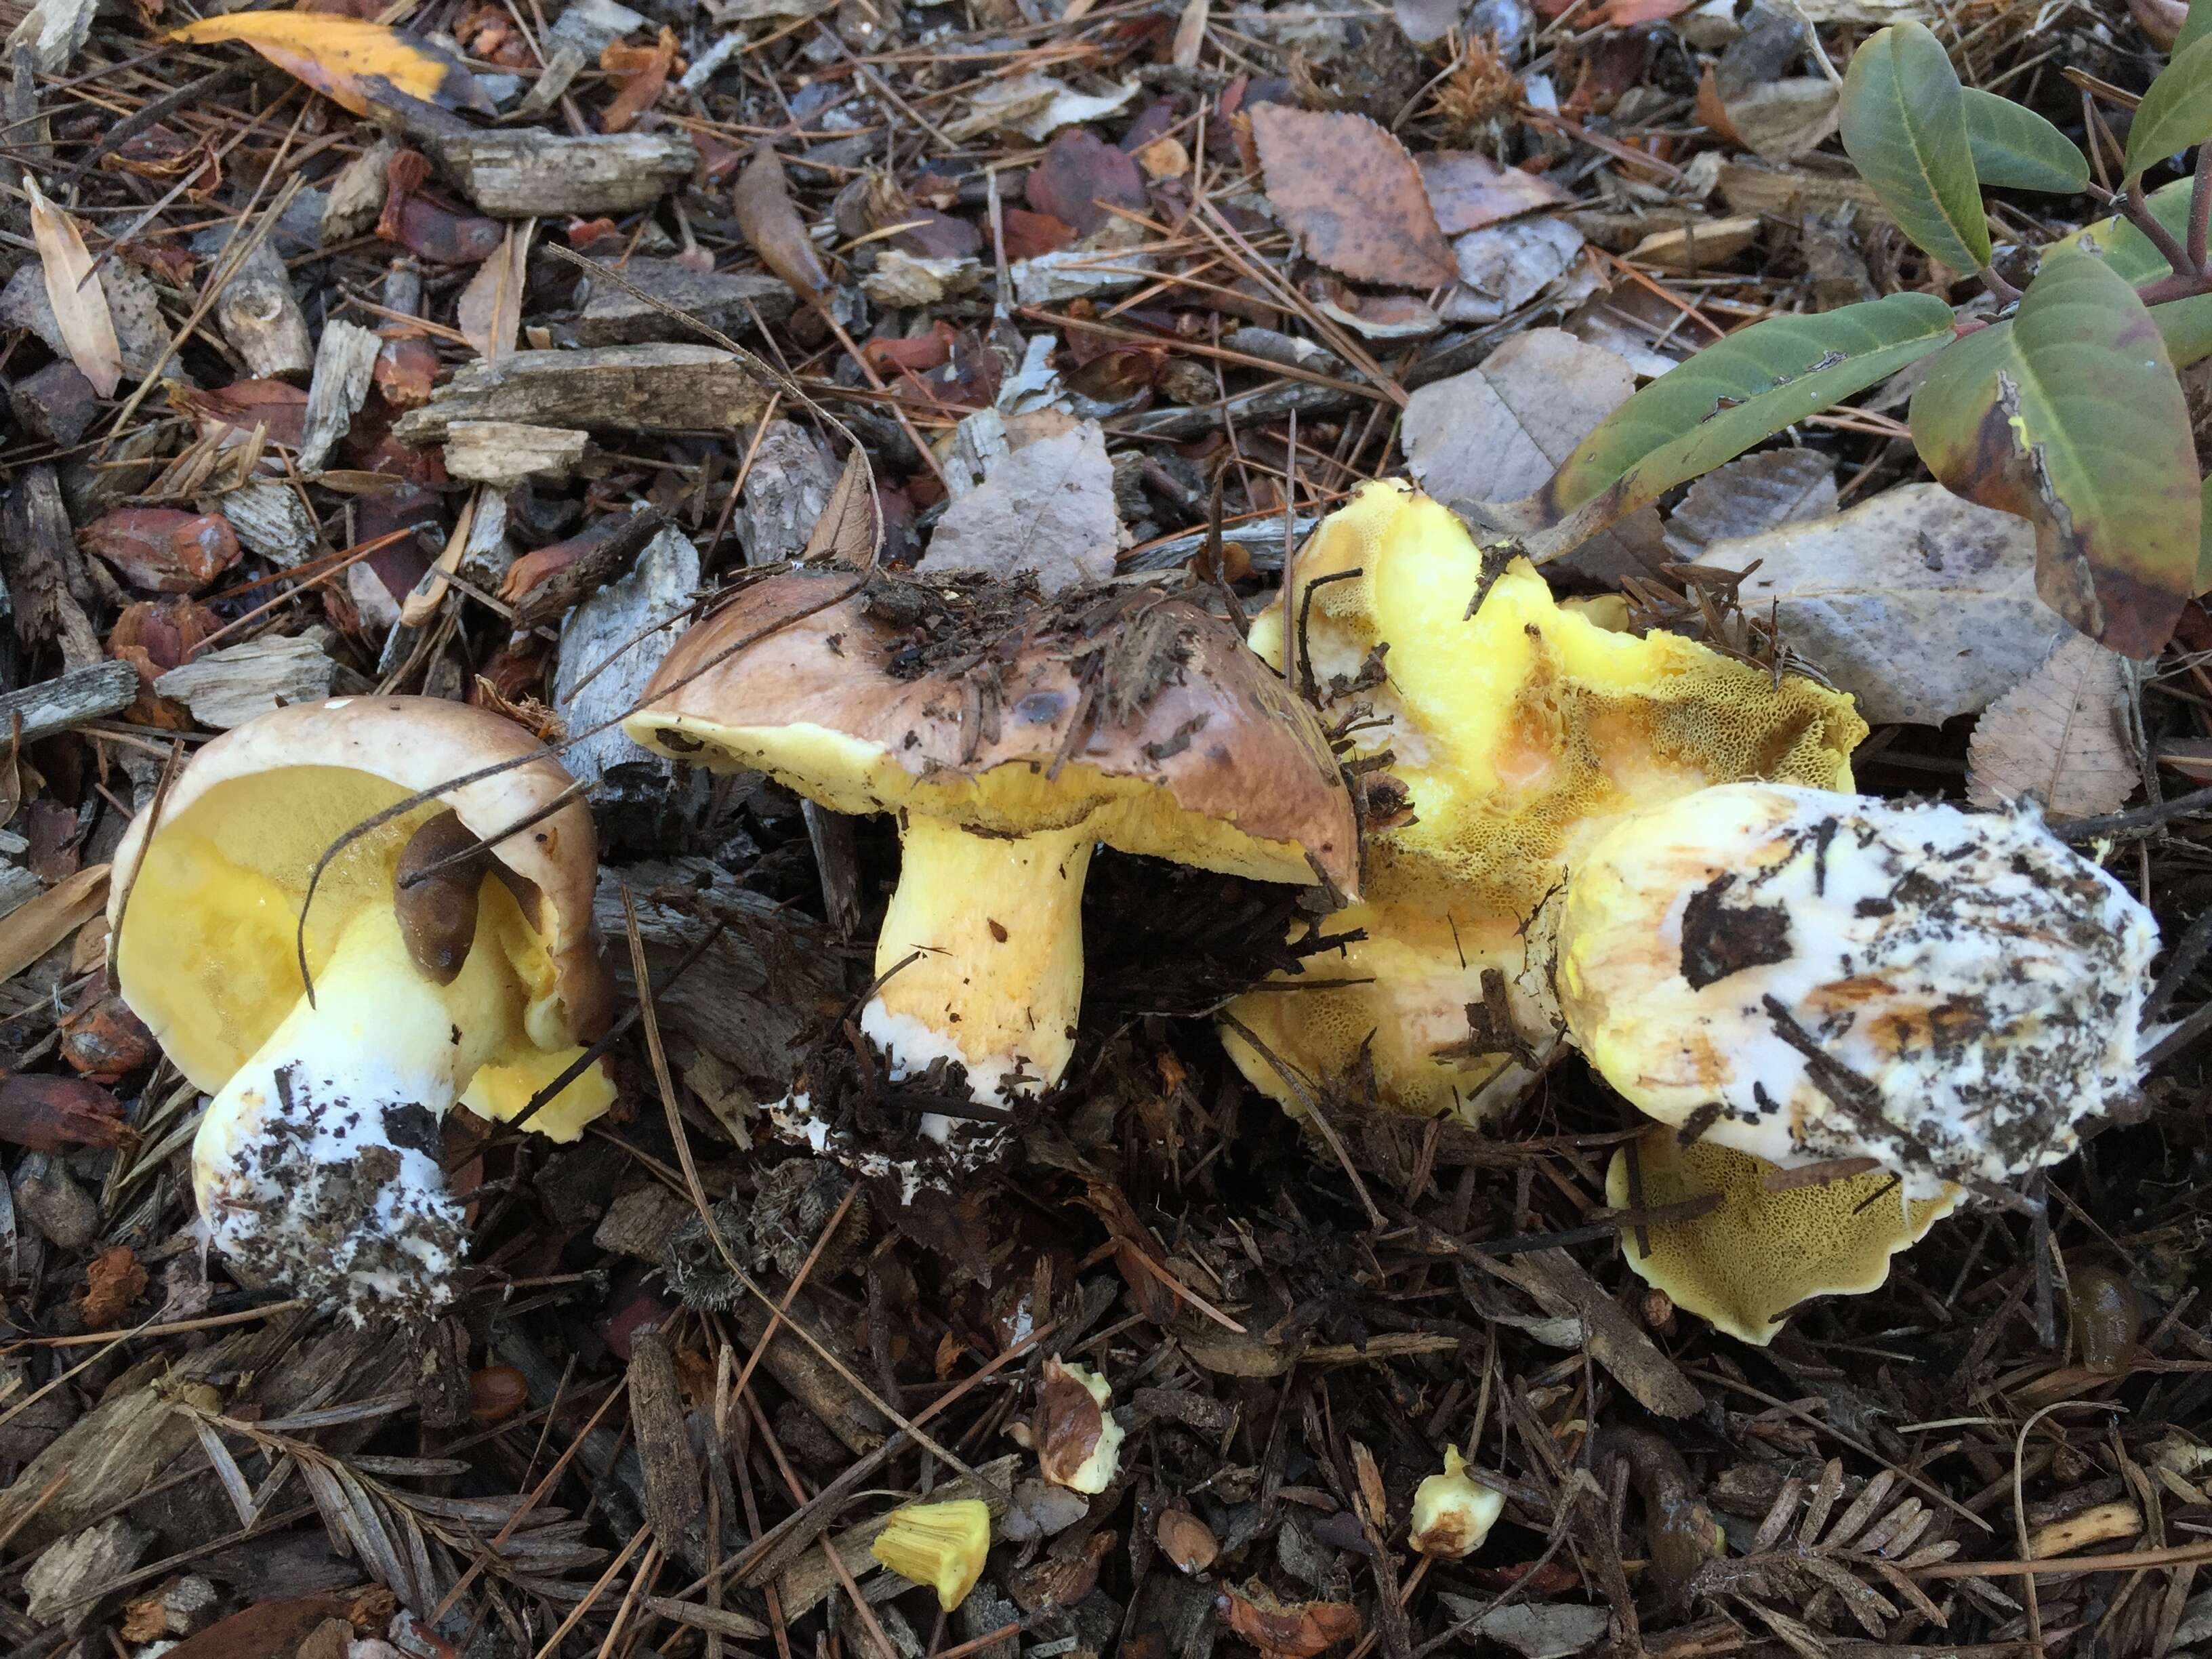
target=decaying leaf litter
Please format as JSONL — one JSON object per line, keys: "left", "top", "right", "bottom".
{"left": 0, "top": 0, "right": 2210, "bottom": 1654}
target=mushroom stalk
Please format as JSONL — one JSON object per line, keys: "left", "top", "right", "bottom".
{"left": 191, "top": 904, "right": 515, "bottom": 1320}
{"left": 862, "top": 817, "right": 1097, "bottom": 1113}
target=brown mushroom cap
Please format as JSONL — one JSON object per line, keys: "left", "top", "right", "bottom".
{"left": 110, "top": 695, "right": 612, "bottom": 1094}
{"left": 628, "top": 570, "right": 1359, "bottom": 894}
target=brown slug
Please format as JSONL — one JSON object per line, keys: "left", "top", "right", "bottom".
{"left": 394, "top": 812, "right": 489, "bottom": 985}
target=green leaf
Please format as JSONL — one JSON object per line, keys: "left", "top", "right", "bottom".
{"left": 1839, "top": 23, "right": 1991, "bottom": 271}
{"left": 2126, "top": 33, "right": 2212, "bottom": 180}
{"left": 2176, "top": 0, "right": 2212, "bottom": 63}
{"left": 1529, "top": 293, "right": 1954, "bottom": 540}
{"left": 1959, "top": 88, "right": 2089, "bottom": 192}
{"left": 1909, "top": 250, "right": 2200, "bottom": 658}
{"left": 2200, "top": 474, "right": 2212, "bottom": 592}
{"left": 2047, "top": 178, "right": 2212, "bottom": 367}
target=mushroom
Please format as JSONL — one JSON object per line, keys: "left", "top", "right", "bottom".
{"left": 871, "top": 1500, "right": 991, "bottom": 1611}
{"left": 1557, "top": 783, "right": 2159, "bottom": 1199}
{"left": 109, "top": 697, "right": 616, "bottom": 1319}
{"left": 1608, "top": 1126, "right": 1959, "bottom": 1345}
{"left": 1222, "top": 480, "right": 1866, "bottom": 1122}
{"left": 623, "top": 571, "right": 1357, "bottom": 1118}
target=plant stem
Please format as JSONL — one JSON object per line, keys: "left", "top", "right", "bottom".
{"left": 2190, "top": 148, "right": 2212, "bottom": 271}
{"left": 2125, "top": 181, "right": 2194, "bottom": 277}
{"left": 1981, "top": 265, "right": 2022, "bottom": 306}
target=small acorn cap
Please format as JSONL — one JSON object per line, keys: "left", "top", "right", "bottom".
{"left": 1409, "top": 1446, "right": 1504, "bottom": 1559}
{"left": 871, "top": 1500, "right": 992, "bottom": 1611}
{"left": 1608, "top": 1124, "right": 1960, "bottom": 1346}
{"left": 1223, "top": 480, "right": 1865, "bottom": 1125}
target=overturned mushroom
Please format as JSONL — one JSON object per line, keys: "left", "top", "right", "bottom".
{"left": 1223, "top": 480, "right": 1864, "bottom": 1122}
{"left": 624, "top": 571, "right": 1357, "bottom": 1118}
{"left": 109, "top": 697, "right": 617, "bottom": 1319}
{"left": 1609, "top": 1125, "right": 1959, "bottom": 1346}
{"left": 1558, "top": 783, "right": 2158, "bottom": 1200}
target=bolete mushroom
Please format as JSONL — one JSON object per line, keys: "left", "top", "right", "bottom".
{"left": 623, "top": 571, "right": 1357, "bottom": 1115}
{"left": 1222, "top": 480, "right": 1866, "bottom": 1122}
{"left": 1608, "top": 1126, "right": 1959, "bottom": 1345}
{"left": 109, "top": 697, "right": 617, "bottom": 1319}
{"left": 1557, "top": 783, "right": 2159, "bottom": 1198}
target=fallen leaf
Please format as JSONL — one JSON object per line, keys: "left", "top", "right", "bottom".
{"left": 600, "top": 25, "right": 677, "bottom": 131}
{"left": 79, "top": 508, "right": 240, "bottom": 593}
{"left": 733, "top": 145, "right": 829, "bottom": 299}
{"left": 1025, "top": 128, "right": 1149, "bottom": 237}
{"left": 1435, "top": 1598, "right": 1612, "bottom": 1659}
{"left": 1723, "top": 77, "right": 1843, "bottom": 161}
{"left": 1250, "top": 105, "right": 1456, "bottom": 289}
{"left": 168, "top": 10, "right": 493, "bottom": 117}
{"left": 173, "top": 377, "right": 310, "bottom": 448}
{"left": 59, "top": 975, "right": 156, "bottom": 1081}
{"left": 918, "top": 422, "right": 1124, "bottom": 594}
{"left": 77, "top": 1244, "right": 146, "bottom": 1330}
{"left": 1664, "top": 449, "right": 1838, "bottom": 558}
{"left": 1607, "top": 0, "right": 1691, "bottom": 24}
{"left": 1443, "top": 217, "right": 1585, "bottom": 321}
{"left": 1034, "top": 1357, "right": 1106, "bottom": 1489}
{"left": 1691, "top": 482, "right": 2072, "bottom": 725}
{"left": 1395, "top": 0, "right": 1465, "bottom": 45}
{"left": 0, "top": 1071, "right": 125, "bottom": 1151}
{"left": 1401, "top": 328, "right": 1660, "bottom": 579}
{"left": 1967, "top": 633, "right": 2138, "bottom": 815}
{"left": 1001, "top": 1477, "right": 1091, "bottom": 1542}
{"left": 26, "top": 174, "right": 121, "bottom": 397}
{"left": 1417, "top": 150, "right": 1570, "bottom": 234}
{"left": 165, "top": 1596, "right": 363, "bottom": 1659}
{"left": 1004, "top": 207, "right": 1076, "bottom": 260}
{"left": 801, "top": 445, "right": 882, "bottom": 567}
{"left": 457, "top": 219, "right": 532, "bottom": 361}
{"left": 1216, "top": 1582, "right": 1362, "bottom": 1658}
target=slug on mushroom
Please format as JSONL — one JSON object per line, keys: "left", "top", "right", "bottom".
{"left": 109, "top": 697, "right": 617, "bottom": 1320}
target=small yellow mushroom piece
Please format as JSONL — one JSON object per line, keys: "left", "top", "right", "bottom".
{"left": 1223, "top": 479, "right": 1865, "bottom": 1123}
{"left": 871, "top": 1500, "right": 992, "bottom": 1612}
{"left": 1409, "top": 1446, "right": 1504, "bottom": 1559}
{"left": 1609, "top": 1126, "right": 1959, "bottom": 1345}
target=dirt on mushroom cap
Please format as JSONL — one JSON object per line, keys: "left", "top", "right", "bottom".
{"left": 626, "top": 567, "right": 1359, "bottom": 893}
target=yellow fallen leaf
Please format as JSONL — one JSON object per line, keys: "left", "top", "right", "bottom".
{"left": 167, "top": 12, "right": 493, "bottom": 119}
{"left": 24, "top": 175, "right": 121, "bottom": 398}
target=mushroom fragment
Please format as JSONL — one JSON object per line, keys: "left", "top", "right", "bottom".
{"left": 623, "top": 571, "right": 1357, "bottom": 1117}
{"left": 109, "top": 697, "right": 617, "bottom": 1319}
{"left": 1223, "top": 480, "right": 1865, "bottom": 1122}
{"left": 871, "top": 1500, "right": 991, "bottom": 1610}
{"left": 1607, "top": 1126, "right": 1959, "bottom": 1346}
{"left": 1559, "top": 783, "right": 2159, "bottom": 1199}
{"left": 1408, "top": 1446, "right": 1504, "bottom": 1558}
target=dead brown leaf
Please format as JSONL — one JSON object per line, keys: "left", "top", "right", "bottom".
{"left": 734, "top": 145, "right": 829, "bottom": 300}
{"left": 1024, "top": 129, "right": 1149, "bottom": 237}
{"left": 1251, "top": 106, "right": 1455, "bottom": 289}
{"left": 1216, "top": 1582, "right": 1362, "bottom": 1657}
{"left": 600, "top": 26, "right": 678, "bottom": 132}
{"left": 1418, "top": 150, "right": 1570, "bottom": 235}
{"left": 77, "top": 1243, "right": 147, "bottom": 1330}
{"left": 26, "top": 174, "right": 122, "bottom": 397}
{"left": 800, "top": 445, "right": 882, "bottom": 567}
{"left": 1967, "top": 632, "right": 2139, "bottom": 817}
{"left": 0, "top": 864, "right": 108, "bottom": 983}
{"left": 917, "top": 422, "right": 1123, "bottom": 594}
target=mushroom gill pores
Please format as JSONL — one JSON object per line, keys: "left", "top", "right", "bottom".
{"left": 1221, "top": 478, "right": 1867, "bottom": 1122}
{"left": 623, "top": 571, "right": 1359, "bottom": 1114}
{"left": 110, "top": 697, "right": 617, "bottom": 1320}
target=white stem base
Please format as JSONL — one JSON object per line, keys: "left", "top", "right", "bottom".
{"left": 191, "top": 905, "right": 514, "bottom": 1320}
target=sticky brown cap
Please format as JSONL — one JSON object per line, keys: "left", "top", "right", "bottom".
{"left": 628, "top": 570, "right": 1359, "bottom": 894}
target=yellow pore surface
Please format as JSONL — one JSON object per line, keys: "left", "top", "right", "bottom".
{"left": 117, "top": 765, "right": 611, "bottom": 1140}
{"left": 1227, "top": 480, "right": 1866, "bottom": 1120}
{"left": 1608, "top": 1126, "right": 1959, "bottom": 1345}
